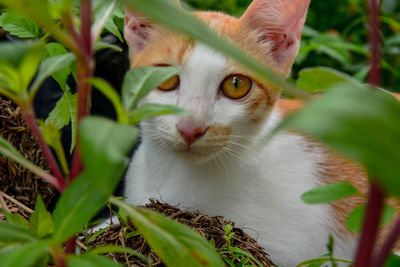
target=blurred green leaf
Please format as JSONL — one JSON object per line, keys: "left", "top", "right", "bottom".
{"left": 19, "top": 41, "right": 45, "bottom": 90}
{"left": 385, "top": 254, "right": 400, "bottom": 267}
{"left": 0, "top": 11, "right": 39, "bottom": 38}
{"left": 275, "top": 84, "right": 400, "bottom": 196}
{"left": 94, "top": 41, "right": 122, "bottom": 52}
{"left": 111, "top": 197, "right": 226, "bottom": 267}
{"left": 0, "top": 222, "right": 38, "bottom": 243}
{"left": 346, "top": 204, "right": 397, "bottom": 233}
{"left": 42, "top": 43, "right": 74, "bottom": 91}
{"left": 29, "top": 195, "right": 54, "bottom": 238}
{"left": 2, "top": 211, "right": 28, "bottom": 228}
{"left": 129, "top": 104, "right": 188, "bottom": 124}
{"left": 52, "top": 117, "right": 138, "bottom": 243}
{"left": 297, "top": 67, "right": 361, "bottom": 92}
{"left": 0, "top": 41, "right": 37, "bottom": 69}
{"left": 0, "top": 241, "right": 49, "bottom": 267}
{"left": 122, "top": 66, "right": 181, "bottom": 111}
{"left": 301, "top": 182, "right": 358, "bottom": 204}
{"left": 66, "top": 254, "right": 124, "bottom": 267}
{"left": 346, "top": 204, "right": 365, "bottom": 232}
{"left": 30, "top": 52, "right": 75, "bottom": 97}
{"left": 87, "top": 245, "right": 147, "bottom": 261}
{"left": 45, "top": 91, "right": 77, "bottom": 153}
{"left": 88, "top": 77, "right": 128, "bottom": 124}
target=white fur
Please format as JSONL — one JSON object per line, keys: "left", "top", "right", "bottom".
{"left": 125, "top": 44, "right": 356, "bottom": 266}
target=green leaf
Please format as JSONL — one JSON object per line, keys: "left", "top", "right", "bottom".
{"left": 94, "top": 41, "right": 122, "bottom": 52}
{"left": 0, "top": 41, "right": 39, "bottom": 69}
{"left": 122, "top": 66, "right": 181, "bottom": 111}
{"left": 275, "top": 84, "right": 400, "bottom": 196}
{"left": 0, "top": 222, "right": 38, "bottom": 243}
{"left": 52, "top": 117, "right": 138, "bottom": 243}
{"left": 29, "top": 195, "right": 54, "bottom": 238}
{"left": 87, "top": 245, "right": 147, "bottom": 261}
{"left": 29, "top": 52, "right": 75, "bottom": 97}
{"left": 0, "top": 11, "right": 39, "bottom": 38}
{"left": 0, "top": 0, "right": 72, "bottom": 52}
{"left": 111, "top": 197, "right": 225, "bottom": 267}
{"left": 301, "top": 182, "right": 358, "bottom": 204}
{"left": 385, "top": 254, "right": 400, "bottom": 267}
{"left": 123, "top": 0, "right": 309, "bottom": 100}
{"left": 129, "top": 103, "right": 188, "bottom": 124}
{"left": 42, "top": 43, "right": 74, "bottom": 91}
{"left": 19, "top": 41, "right": 45, "bottom": 90}
{"left": 66, "top": 254, "right": 124, "bottom": 267}
{"left": 104, "top": 17, "right": 123, "bottom": 42}
{"left": 346, "top": 204, "right": 397, "bottom": 232}
{"left": 297, "top": 67, "right": 362, "bottom": 92}
{"left": 346, "top": 204, "right": 365, "bottom": 232}
{"left": 0, "top": 241, "right": 49, "bottom": 267}
{"left": 88, "top": 77, "right": 128, "bottom": 124}
{"left": 3, "top": 210, "right": 28, "bottom": 228}
{"left": 45, "top": 91, "right": 77, "bottom": 153}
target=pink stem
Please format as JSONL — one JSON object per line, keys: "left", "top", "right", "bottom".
{"left": 368, "top": 0, "right": 381, "bottom": 86}
{"left": 22, "top": 106, "right": 66, "bottom": 192}
{"left": 353, "top": 183, "right": 385, "bottom": 267}
{"left": 0, "top": 193, "right": 10, "bottom": 213}
{"left": 371, "top": 216, "right": 400, "bottom": 267}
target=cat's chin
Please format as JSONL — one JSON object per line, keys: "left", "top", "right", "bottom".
{"left": 173, "top": 146, "right": 220, "bottom": 163}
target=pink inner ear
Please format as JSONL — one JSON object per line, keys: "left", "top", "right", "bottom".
{"left": 242, "top": 0, "right": 310, "bottom": 39}
{"left": 124, "top": 9, "right": 154, "bottom": 51}
{"left": 241, "top": 0, "right": 310, "bottom": 66}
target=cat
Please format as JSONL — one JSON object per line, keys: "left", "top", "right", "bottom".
{"left": 122, "top": 0, "right": 378, "bottom": 266}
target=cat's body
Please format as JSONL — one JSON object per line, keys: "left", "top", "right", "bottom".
{"left": 123, "top": 1, "right": 372, "bottom": 265}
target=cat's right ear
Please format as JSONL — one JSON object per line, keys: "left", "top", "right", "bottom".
{"left": 124, "top": 8, "right": 154, "bottom": 52}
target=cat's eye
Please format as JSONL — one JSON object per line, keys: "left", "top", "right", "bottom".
{"left": 158, "top": 74, "right": 180, "bottom": 91}
{"left": 220, "top": 74, "right": 252, "bottom": 100}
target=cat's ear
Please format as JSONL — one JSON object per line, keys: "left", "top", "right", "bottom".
{"left": 124, "top": 8, "right": 155, "bottom": 52}
{"left": 241, "top": 0, "right": 310, "bottom": 70}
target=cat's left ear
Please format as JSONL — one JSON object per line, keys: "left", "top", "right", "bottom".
{"left": 241, "top": 0, "right": 310, "bottom": 72}
{"left": 124, "top": 8, "right": 155, "bottom": 53}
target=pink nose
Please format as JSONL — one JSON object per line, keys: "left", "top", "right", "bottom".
{"left": 177, "top": 125, "right": 208, "bottom": 145}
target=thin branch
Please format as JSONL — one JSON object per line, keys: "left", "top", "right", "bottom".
{"left": 368, "top": 0, "right": 381, "bottom": 86}
{"left": 22, "top": 105, "right": 66, "bottom": 191}
{"left": 353, "top": 183, "right": 385, "bottom": 267}
{"left": 0, "top": 191, "right": 33, "bottom": 213}
{"left": 0, "top": 193, "right": 10, "bottom": 213}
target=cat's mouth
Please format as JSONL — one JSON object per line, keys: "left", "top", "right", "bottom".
{"left": 173, "top": 143, "right": 223, "bottom": 161}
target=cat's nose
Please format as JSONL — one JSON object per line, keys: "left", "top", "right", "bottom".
{"left": 177, "top": 125, "right": 209, "bottom": 145}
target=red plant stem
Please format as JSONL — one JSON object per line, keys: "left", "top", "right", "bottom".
{"left": 54, "top": 252, "right": 67, "bottom": 267}
{"left": 65, "top": 238, "right": 76, "bottom": 254}
{"left": 371, "top": 216, "right": 400, "bottom": 267}
{"left": 353, "top": 183, "right": 385, "bottom": 267}
{"left": 22, "top": 105, "right": 66, "bottom": 192}
{"left": 368, "top": 0, "right": 381, "bottom": 86}
{"left": 0, "top": 193, "right": 10, "bottom": 213}
{"left": 81, "top": 0, "right": 92, "bottom": 57}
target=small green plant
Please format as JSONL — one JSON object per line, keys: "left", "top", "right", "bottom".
{"left": 217, "top": 224, "right": 263, "bottom": 267}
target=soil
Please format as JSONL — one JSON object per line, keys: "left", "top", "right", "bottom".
{"left": 0, "top": 97, "right": 275, "bottom": 266}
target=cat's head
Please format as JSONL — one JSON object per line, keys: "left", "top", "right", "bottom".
{"left": 124, "top": 0, "right": 310, "bottom": 163}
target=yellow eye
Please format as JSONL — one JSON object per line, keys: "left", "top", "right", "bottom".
{"left": 157, "top": 74, "right": 180, "bottom": 91}
{"left": 220, "top": 74, "right": 252, "bottom": 100}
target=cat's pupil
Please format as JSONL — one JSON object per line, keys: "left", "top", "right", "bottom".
{"left": 233, "top": 76, "right": 239, "bottom": 88}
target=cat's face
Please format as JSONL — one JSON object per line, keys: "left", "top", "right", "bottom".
{"left": 124, "top": 0, "right": 310, "bottom": 163}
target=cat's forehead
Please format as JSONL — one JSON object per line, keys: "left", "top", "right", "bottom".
{"left": 131, "top": 11, "right": 273, "bottom": 69}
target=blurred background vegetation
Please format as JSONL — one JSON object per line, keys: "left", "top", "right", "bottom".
{"left": 184, "top": 0, "right": 400, "bottom": 91}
